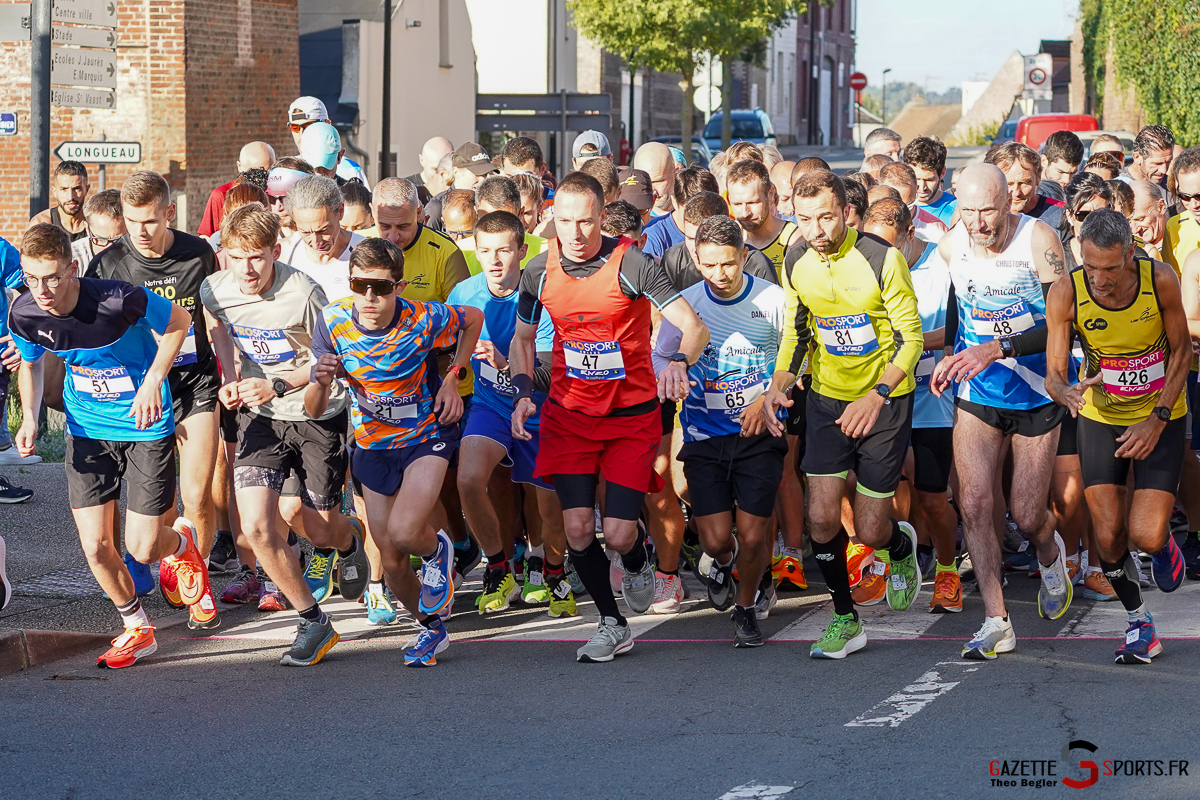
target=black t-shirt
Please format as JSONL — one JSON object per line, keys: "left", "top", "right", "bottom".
{"left": 424, "top": 190, "right": 448, "bottom": 233}
{"left": 517, "top": 236, "right": 680, "bottom": 326}
{"left": 660, "top": 242, "right": 779, "bottom": 292}
{"left": 87, "top": 230, "right": 218, "bottom": 390}
{"left": 1027, "top": 194, "right": 1064, "bottom": 230}
{"left": 403, "top": 172, "right": 434, "bottom": 206}
{"left": 50, "top": 207, "right": 87, "bottom": 242}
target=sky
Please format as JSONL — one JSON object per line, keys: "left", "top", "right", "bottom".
{"left": 854, "top": 0, "right": 1078, "bottom": 94}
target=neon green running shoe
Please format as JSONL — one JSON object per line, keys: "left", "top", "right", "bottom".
{"left": 883, "top": 521, "right": 921, "bottom": 612}
{"left": 476, "top": 568, "right": 518, "bottom": 614}
{"left": 547, "top": 572, "right": 578, "bottom": 617}
{"left": 809, "top": 612, "right": 866, "bottom": 659}
{"left": 521, "top": 556, "right": 551, "bottom": 604}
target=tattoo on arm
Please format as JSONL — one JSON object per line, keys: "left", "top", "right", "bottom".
{"left": 1046, "top": 247, "right": 1065, "bottom": 276}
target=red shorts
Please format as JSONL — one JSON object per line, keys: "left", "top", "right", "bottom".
{"left": 535, "top": 402, "right": 664, "bottom": 494}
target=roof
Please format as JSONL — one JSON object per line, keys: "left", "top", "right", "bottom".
{"left": 1039, "top": 39, "right": 1071, "bottom": 58}
{"left": 889, "top": 101, "right": 962, "bottom": 143}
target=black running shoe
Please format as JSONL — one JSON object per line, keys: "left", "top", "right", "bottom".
{"left": 208, "top": 531, "right": 238, "bottom": 572}
{"left": 732, "top": 605, "right": 763, "bottom": 648}
{"left": 454, "top": 535, "right": 481, "bottom": 581}
{"left": 0, "top": 476, "right": 33, "bottom": 504}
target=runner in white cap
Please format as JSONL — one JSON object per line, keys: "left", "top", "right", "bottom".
{"left": 572, "top": 130, "right": 613, "bottom": 171}
{"left": 287, "top": 96, "right": 369, "bottom": 187}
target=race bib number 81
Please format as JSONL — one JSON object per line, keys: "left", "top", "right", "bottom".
{"left": 815, "top": 313, "right": 878, "bottom": 356}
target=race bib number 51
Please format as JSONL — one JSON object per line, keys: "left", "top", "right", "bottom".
{"left": 815, "top": 313, "right": 878, "bottom": 356}
{"left": 563, "top": 340, "right": 626, "bottom": 380}
{"left": 69, "top": 365, "right": 136, "bottom": 402}
{"left": 1100, "top": 351, "right": 1166, "bottom": 396}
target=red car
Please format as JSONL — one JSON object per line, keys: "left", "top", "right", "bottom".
{"left": 1015, "top": 113, "right": 1099, "bottom": 151}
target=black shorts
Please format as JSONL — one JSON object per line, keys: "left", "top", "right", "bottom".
{"left": 1188, "top": 371, "right": 1200, "bottom": 449}
{"left": 679, "top": 433, "right": 788, "bottom": 518}
{"left": 433, "top": 394, "right": 471, "bottom": 469}
{"left": 785, "top": 375, "right": 811, "bottom": 437}
{"left": 660, "top": 399, "right": 677, "bottom": 437}
{"left": 1055, "top": 413, "right": 1078, "bottom": 457}
{"left": 1077, "top": 415, "right": 1185, "bottom": 493}
{"left": 955, "top": 397, "right": 1066, "bottom": 439}
{"left": 65, "top": 433, "right": 176, "bottom": 516}
{"left": 350, "top": 438, "right": 453, "bottom": 497}
{"left": 170, "top": 371, "right": 220, "bottom": 423}
{"left": 233, "top": 410, "right": 348, "bottom": 511}
{"left": 219, "top": 405, "right": 239, "bottom": 444}
{"left": 910, "top": 426, "right": 953, "bottom": 494}
{"left": 801, "top": 391, "right": 913, "bottom": 496}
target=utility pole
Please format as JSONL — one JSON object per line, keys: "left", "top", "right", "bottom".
{"left": 882, "top": 67, "right": 892, "bottom": 125}
{"left": 381, "top": 0, "right": 392, "bottom": 179}
{"left": 806, "top": 7, "right": 817, "bottom": 145}
{"left": 30, "top": 0, "right": 51, "bottom": 218}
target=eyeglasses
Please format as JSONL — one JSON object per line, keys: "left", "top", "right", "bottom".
{"left": 90, "top": 234, "right": 122, "bottom": 248}
{"left": 1178, "top": 191, "right": 1200, "bottom": 203}
{"left": 268, "top": 194, "right": 287, "bottom": 205}
{"left": 446, "top": 229, "right": 472, "bottom": 241}
{"left": 349, "top": 277, "right": 402, "bottom": 297}
{"left": 287, "top": 118, "right": 330, "bottom": 134}
{"left": 22, "top": 272, "right": 66, "bottom": 289}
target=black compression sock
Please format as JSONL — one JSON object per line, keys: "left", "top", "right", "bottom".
{"left": 812, "top": 530, "right": 856, "bottom": 617}
{"left": 569, "top": 539, "right": 626, "bottom": 624}
{"left": 1099, "top": 554, "right": 1143, "bottom": 612}
{"left": 656, "top": 565, "right": 678, "bottom": 576}
{"left": 487, "top": 552, "right": 509, "bottom": 572}
{"left": 887, "top": 519, "right": 913, "bottom": 561}
{"left": 917, "top": 543, "right": 933, "bottom": 558}
{"left": 620, "top": 527, "right": 648, "bottom": 574}
{"left": 298, "top": 603, "right": 328, "bottom": 625}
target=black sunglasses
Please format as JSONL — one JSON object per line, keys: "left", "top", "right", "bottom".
{"left": 1178, "top": 190, "right": 1200, "bottom": 203}
{"left": 349, "top": 276, "right": 402, "bottom": 296}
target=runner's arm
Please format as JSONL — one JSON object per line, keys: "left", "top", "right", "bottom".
{"left": 304, "top": 313, "right": 337, "bottom": 419}
{"left": 651, "top": 316, "right": 684, "bottom": 378}
{"left": 1042, "top": 275, "right": 1087, "bottom": 415}
{"left": 14, "top": 346, "right": 43, "bottom": 456}
{"left": 1008, "top": 220, "right": 1067, "bottom": 357}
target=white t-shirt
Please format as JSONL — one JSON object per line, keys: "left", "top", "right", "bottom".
{"left": 278, "top": 230, "right": 366, "bottom": 303}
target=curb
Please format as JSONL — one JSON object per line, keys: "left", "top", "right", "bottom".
{"left": 0, "top": 629, "right": 114, "bottom": 676}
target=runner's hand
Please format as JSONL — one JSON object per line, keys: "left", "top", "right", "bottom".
{"left": 311, "top": 353, "right": 339, "bottom": 388}
{"left": 1057, "top": 372, "right": 1101, "bottom": 418}
{"left": 761, "top": 388, "right": 793, "bottom": 438}
{"left": 657, "top": 361, "right": 692, "bottom": 402}
{"left": 130, "top": 376, "right": 164, "bottom": 430}
{"left": 434, "top": 380, "right": 464, "bottom": 424}
{"left": 934, "top": 343, "right": 1000, "bottom": 390}
{"left": 512, "top": 397, "right": 537, "bottom": 441}
{"left": 836, "top": 393, "right": 885, "bottom": 439}
{"left": 237, "top": 378, "right": 275, "bottom": 408}
{"left": 1116, "top": 417, "right": 1165, "bottom": 460}
{"left": 475, "top": 340, "right": 508, "bottom": 370}
{"left": 739, "top": 396, "right": 767, "bottom": 437}
{"left": 0, "top": 336, "right": 19, "bottom": 372}
{"left": 218, "top": 382, "right": 242, "bottom": 410}
{"left": 16, "top": 419, "right": 37, "bottom": 457}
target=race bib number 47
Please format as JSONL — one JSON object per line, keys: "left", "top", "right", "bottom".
{"left": 815, "top": 313, "right": 878, "bottom": 356}
{"left": 563, "top": 340, "right": 625, "bottom": 380}
{"left": 1100, "top": 351, "right": 1166, "bottom": 396}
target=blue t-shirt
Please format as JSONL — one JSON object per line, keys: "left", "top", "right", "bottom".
{"left": 909, "top": 243, "right": 954, "bottom": 428}
{"left": 0, "top": 237, "right": 23, "bottom": 339}
{"left": 642, "top": 214, "right": 684, "bottom": 261}
{"left": 446, "top": 273, "right": 554, "bottom": 424}
{"left": 8, "top": 279, "right": 175, "bottom": 441}
{"left": 920, "top": 191, "right": 958, "bottom": 227}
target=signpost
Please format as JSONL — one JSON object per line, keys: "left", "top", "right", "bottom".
{"left": 0, "top": 113, "right": 16, "bottom": 136}
{"left": 1023, "top": 53, "right": 1053, "bottom": 101}
{"left": 52, "top": 23, "right": 115, "bottom": 48}
{"left": 50, "top": 46, "right": 116, "bottom": 88}
{"left": 50, "top": 0, "right": 116, "bottom": 27}
{"left": 849, "top": 72, "right": 867, "bottom": 144}
{"left": 51, "top": 86, "right": 114, "bottom": 109}
{"left": 476, "top": 92, "right": 612, "bottom": 175}
{"left": 53, "top": 139, "right": 140, "bottom": 163}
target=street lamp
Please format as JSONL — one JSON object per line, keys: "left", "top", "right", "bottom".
{"left": 882, "top": 67, "right": 892, "bottom": 125}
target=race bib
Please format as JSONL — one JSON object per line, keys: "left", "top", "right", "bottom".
{"left": 477, "top": 361, "right": 514, "bottom": 396}
{"left": 969, "top": 300, "right": 1035, "bottom": 340}
{"left": 174, "top": 323, "right": 197, "bottom": 366}
{"left": 815, "top": 313, "right": 878, "bottom": 356}
{"left": 1100, "top": 351, "right": 1166, "bottom": 397}
{"left": 69, "top": 364, "right": 136, "bottom": 402}
{"left": 914, "top": 350, "right": 937, "bottom": 387}
{"left": 231, "top": 325, "right": 295, "bottom": 365}
{"left": 563, "top": 340, "right": 625, "bottom": 380}
{"left": 355, "top": 389, "right": 418, "bottom": 425}
{"left": 703, "top": 372, "right": 766, "bottom": 413}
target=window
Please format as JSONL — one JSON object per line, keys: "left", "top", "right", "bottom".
{"left": 438, "top": 0, "right": 451, "bottom": 68}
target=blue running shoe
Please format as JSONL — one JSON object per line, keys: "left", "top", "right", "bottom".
{"left": 365, "top": 585, "right": 398, "bottom": 626}
{"left": 403, "top": 617, "right": 448, "bottom": 667}
{"left": 124, "top": 552, "right": 155, "bottom": 597}
{"left": 418, "top": 530, "right": 455, "bottom": 615}
{"left": 1150, "top": 537, "right": 1185, "bottom": 593}
{"left": 1115, "top": 615, "right": 1162, "bottom": 664}
{"left": 303, "top": 549, "right": 338, "bottom": 603}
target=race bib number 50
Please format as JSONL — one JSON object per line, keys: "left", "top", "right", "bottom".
{"left": 1100, "top": 351, "right": 1166, "bottom": 396}
{"left": 231, "top": 325, "right": 295, "bottom": 365}
{"left": 815, "top": 313, "right": 878, "bottom": 356}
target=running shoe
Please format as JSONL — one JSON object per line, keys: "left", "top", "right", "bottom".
{"left": 453, "top": 535, "right": 482, "bottom": 587}
{"left": 1002, "top": 521, "right": 1026, "bottom": 554}
{"left": 0, "top": 447, "right": 41, "bottom": 466}
{"left": 1115, "top": 615, "right": 1162, "bottom": 665}
{"left": 576, "top": 616, "right": 633, "bottom": 663}
{"left": 365, "top": 586, "right": 399, "bottom": 625}
{"left": 1127, "top": 552, "right": 1152, "bottom": 589}
{"left": 279, "top": 617, "right": 339, "bottom": 667}
{"left": 852, "top": 559, "right": 888, "bottom": 606}
{"left": 521, "top": 556, "right": 550, "bottom": 604}
{"left": 884, "top": 522, "right": 921, "bottom": 611}
{"left": 158, "top": 555, "right": 184, "bottom": 608}
{"left": 0, "top": 475, "right": 34, "bottom": 503}
{"left": 477, "top": 567, "right": 517, "bottom": 614}
{"left": 1036, "top": 532, "right": 1072, "bottom": 621}
{"left": 810, "top": 612, "right": 866, "bottom": 659}
{"left": 303, "top": 549, "right": 338, "bottom": 604}
{"left": 773, "top": 548, "right": 807, "bottom": 590}
{"left": 418, "top": 530, "right": 454, "bottom": 616}
{"left": 1181, "top": 533, "right": 1200, "bottom": 580}
{"left": 123, "top": 552, "right": 155, "bottom": 597}
{"left": 929, "top": 568, "right": 963, "bottom": 613}
{"left": 1066, "top": 558, "right": 1082, "bottom": 586}
{"left": 680, "top": 532, "right": 705, "bottom": 585}
{"left": 753, "top": 573, "right": 778, "bottom": 620}
{"left": 957, "top": 552, "right": 975, "bottom": 582}
{"left": 258, "top": 575, "right": 287, "bottom": 612}
{"left": 187, "top": 585, "right": 221, "bottom": 631}
{"left": 0, "top": 534, "right": 9, "bottom": 611}
{"left": 336, "top": 523, "right": 369, "bottom": 602}
{"left": 96, "top": 625, "right": 157, "bottom": 669}
{"left": 1081, "top": 569, "right": 1117, "bottom": 601}
{"left": 917, "top": 548, "right": 935, "bottom": 581}
{"left": 404, "top": 617, "right": 449, "bottom": 667}
{"left": 732, "top": 605, "right": 764, "bottom": 648}
{"left": 207, "top": 531, "right": 239, "bottom": 573}
{"left": 1004, "top": 541, "right": 1035, "bottom": 571}
{"left": 608, "top": 551, "right": 624, "bottom": 597}
{"left": 622, "top": 555, "right": 656, "bottom": 614}
{"left": 962, "top": 616, "right": 1016, "bottom": 660}
{"left": 163, "top": 518, "right": 209, "bottom": 607}
{"left": 845, "top": 540, "right": 874, "bottom": 587}
{"left": 1170, "top": 506, "right": 1189, "bottom": 535}
{"left": 221, "top": 565, "right": 260, "bottom": 605}
{"left": 706, "top": 556, "right": 736, "bottom": 611}
{"left": 547, "top": 573, "right": 578, "bottom": 618}
{"left": 1150, "top": 536, "right": 1186, "bottom": 593}
{"left": 564, "top": 557, "right": 587, "bottom": 596}
{"left": 650, "top": 571, "right": 683, "bottom": 614}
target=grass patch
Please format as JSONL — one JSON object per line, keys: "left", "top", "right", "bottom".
{"left": 5, "top": 378, "right": 66, "bottom": 463}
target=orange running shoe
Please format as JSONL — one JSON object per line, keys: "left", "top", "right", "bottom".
{"left": 846, "top": 540, "right": 874, "bottom": 587}
{"left": 1081, "top": 569, "right": 1118, "bottom": 601}
{"left": 158, "top": 557, "right": 184, "bottom": 608}
{"left": 773, "top": 550, "right": 808, "bottom": 590}
{"left": 851, "top": 559, "right": 888, "bottom": 606}
{"left": 187, "top": 584, "right": 221, "bottom": 631}
{"left": 163, "top": 518, "right": 210, "bottom": 607}
{"left": 929, "top": 568, "right": 963, "bottom": 613}
{"left": 97, "top": 625, "right": 157, "bottom": 669}
{"left": 1066, "top": 558, "right": 1081, "bottom": 586}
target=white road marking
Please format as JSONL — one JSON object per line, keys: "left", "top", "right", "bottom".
{"left": 844, "top": 661, "right": 980, "bottom": 728}
{"left": 717, "top": 784, "right": 795, "bottom": 799}
{"left": 483, "top": 595, "right": 703, "bottom": 641}
{"left": 203, "top": 596, "right": 418, "bottom": 641}
{"left": 770, "top": 581, "right": 969, "bottom": 641}
{"left": 1059, "top": 577, "right": 1200, "bottom": 638}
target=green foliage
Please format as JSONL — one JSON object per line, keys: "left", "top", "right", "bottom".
{"left": 947, "top": 119, "right": 1003, "bottom": 147}
{"left": 1081, "top": 0, "right": 1200, "bottom": 143}
{"left": 5, "top": 380, "right": 65, "bottom": 463}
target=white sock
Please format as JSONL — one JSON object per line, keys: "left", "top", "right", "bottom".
{"left": 368, "top": 581, "right": 384, "bottom": 596}
{"left": 170, "top": 531, "right": 188, "bottom": 558}
{"left": 1129, "top": 604, "right": 1149, "bottom": 620}
{"left": 527, "top": 544, "right": 544, "bottom": 559}
{"left": 120, "top": 605, "right": 149, "bottom": 630}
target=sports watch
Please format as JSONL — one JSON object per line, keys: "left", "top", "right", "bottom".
{"left": 1153, "top": 406, "right": 1172, "bottom": 423}
{"left": 873, "top": 383, "right": 892, "bottom": 405}
{"left": 999, "top": 337, "right": 1015, "bottom": 359}
{"left": 272, "top": 378, "right": 289, "bottom": 397}
{"left": 448, "top": 365, "right": 468, "bottom": 381}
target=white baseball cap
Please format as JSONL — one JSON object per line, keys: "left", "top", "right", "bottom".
{"left": 288, "top": 96, "right": 329, "bottom": 125}
{"left": 300, "top": 122, "right": 342, "bottom": 171}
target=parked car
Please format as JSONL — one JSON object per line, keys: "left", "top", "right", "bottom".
{"left": 1015, "top": 113, "right": 1099, "bottom": 150}
{"left": 992, "top": 119, "right": 1018, "bottom": 144}
{"left": 648, "top": 135, "right": 715, "bottom": 167}
{"left": 1077, "top": 130, "right": 1137, "bottom": 165}
{"left": 702, "top": 109, "right": 777, "bottom": 152}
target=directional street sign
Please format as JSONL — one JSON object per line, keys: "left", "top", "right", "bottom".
{"left": 52, "top": 24, "right": 116, "bottom": 49}
{"left": 51, "top": 0, "right": 117, "bottom": 28}
{"left": 51, "top": 47, "right": 116, "bottom": 89}
{"left": 0, "top": 113, "right": 17, "bottom": 136}
{"left": 53, "top": 140, "right": 140, "bottom": 163}
{"left": 51, "top": 87, "right": 115, "bottom": 109}
{"left": 0, "top": 4, "right": 31, "bottom": 41}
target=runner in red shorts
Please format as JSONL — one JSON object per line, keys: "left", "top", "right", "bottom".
{"left": 509, "top": 172, "right": 709, "bottom": 663}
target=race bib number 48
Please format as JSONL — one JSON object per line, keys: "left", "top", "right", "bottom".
{"left": 815, "top": 313, "right": 878, "bottom": 356}
{"left": 231, "top": 325, "right": 295, "bottom": 365}
{"left": 563, "top": 340, "right": 625, "bottom": 380}
{"left": 1100, "top": 351, "right": 1166, "bottom": 396}
{"left": 970, "top": 300, "right": 1035, "bottom": 340}
{"left": 69, "top": 365, "right": 136, "bottom": 402}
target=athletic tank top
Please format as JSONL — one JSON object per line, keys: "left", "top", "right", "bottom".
{"left": 948, "top": 214, "right": 1049, "bottom": 410}
{"left": 50, "top": 207, "right": 88, "bottom": 242}
{"left": 539, "top": 238, "right": 657, "bottom": 416}
{"left": 757, "top": 221, "right": 798, "bottom": 273}
{"left": 1071, "top": 259, "right": 1187, "bottom": 425}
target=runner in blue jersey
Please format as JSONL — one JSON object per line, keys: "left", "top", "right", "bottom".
{"left": 652, "top": 216, "right": 787, "bottom": 648}
{"left": 863, "top": 198, "right": 962, "bottom": 613}
{"left": 448, "top": 211, "right": 578, "bottom": 618}
{"left": 9, "top": 223, "right": 211, "bottom": 669}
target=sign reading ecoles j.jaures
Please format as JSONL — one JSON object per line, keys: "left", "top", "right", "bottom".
{"left": 53, "top": 140, "right": 141, "bottom": 163}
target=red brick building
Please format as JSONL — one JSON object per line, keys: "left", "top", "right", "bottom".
{"left": 0, "top": 0, "right": 298, "bottom": 240}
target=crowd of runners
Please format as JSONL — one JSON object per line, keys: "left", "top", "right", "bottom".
{"left": 2, "top": 95, "right": 1199, "bottom": 670}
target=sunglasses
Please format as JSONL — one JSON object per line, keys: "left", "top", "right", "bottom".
{"left": 446, "top": 229, "right": 473, "bottom": 241}
{"left": 1178, "top": 191, "right": 1200, "bottom": 203}
{"left": 349, "top": 277, "right": 402, "bottom": 296}
{"left": 90, "top": 234, "right": 122, "bottom": 248}
{"left": 287, "top": 118, "right": 329, "bottom": 134}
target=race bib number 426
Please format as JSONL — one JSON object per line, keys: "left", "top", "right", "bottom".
{"left": 563, "top": 340, "right": 625, "bottom": 380}
{"left": 1100, "top": 350, "right": 1166, "bottom": 396}
{"left": 815, "top": 313, "right": 878, "bottom": 356}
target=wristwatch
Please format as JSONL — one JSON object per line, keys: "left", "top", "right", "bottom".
{"left": 1153, "top": 406, "right": 1172, "bottom": 422}
{"left": 669, "top": 352, "right": 689, "bottom": 367}
{"left": 448, "top": 365, "right": 467, "bottom": 381}
{"left": 873, "top": 383, "right": 892, "bottom": 405}
{"left": 999, "top": 337, "right": 1015, "bottom": 359}
{"left": 272, "top": 378, "right": 289, "bottom": 398}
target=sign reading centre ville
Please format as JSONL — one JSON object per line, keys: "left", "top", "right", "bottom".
{"left": 53, "top": 140, "right": 141, "bottom": 163}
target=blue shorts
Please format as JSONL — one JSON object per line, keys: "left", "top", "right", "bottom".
{"left": 350, "top": 438, "right": 453, "bottom": 497}
{"left": 435, "top": 394, "right": 472, "bottom": 468}
{"left": 462, "top": 402, "right": 551, "bottom": 490}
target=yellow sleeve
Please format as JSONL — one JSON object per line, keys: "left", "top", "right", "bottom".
{"left": 440, "top": 248, "right": 471, "bottom": 302}
{"left": 775, "top": 255, "right": 811, "bottom": 375}
{"left": 880, "top": 249, "right": 924, "bottom": 377}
